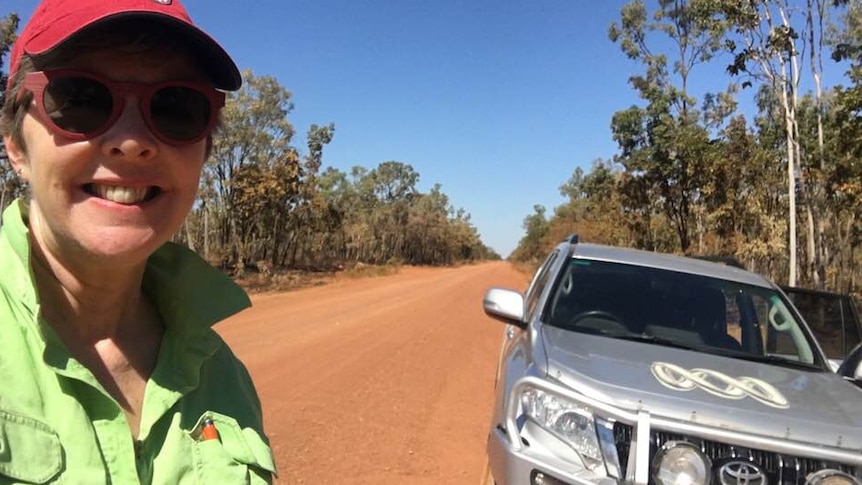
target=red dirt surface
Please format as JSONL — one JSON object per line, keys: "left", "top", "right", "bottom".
{"left": 215, "top": 261, "right": 529, "bottom": 485}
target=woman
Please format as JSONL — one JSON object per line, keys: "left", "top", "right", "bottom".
{"left": 0, "top": 0, "right": 275, "bottom": 483}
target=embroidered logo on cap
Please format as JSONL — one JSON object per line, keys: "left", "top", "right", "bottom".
{"left": 154, "top": 0, "right": 173, "bottom": 5}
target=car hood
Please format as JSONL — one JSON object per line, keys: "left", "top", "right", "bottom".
{"left": 541, "top": 327, "right": 862, "bottom": 450}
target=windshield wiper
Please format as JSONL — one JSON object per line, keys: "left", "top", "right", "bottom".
{"left": 559, "top": 325, "right": 625, "bottom": 337}
{"left": 723, "top": 353, "right": 824, "bottom": 371}
{"left": 609, "top": 334, "right": 705, "bottom": 352}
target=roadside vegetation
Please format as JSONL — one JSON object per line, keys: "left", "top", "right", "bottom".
{"left": 511, "top": 0, "right": 862, "bottom": 295}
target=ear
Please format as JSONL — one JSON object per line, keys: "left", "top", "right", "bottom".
{"left": 3, "top": 135, "right": 28, "bottom": 181}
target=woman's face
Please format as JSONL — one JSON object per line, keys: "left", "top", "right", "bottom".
{"left": 7, "top": 47, "right": 211, "bottom": 272}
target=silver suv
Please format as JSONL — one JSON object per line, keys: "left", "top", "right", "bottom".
{"left": 483, "top": 236, "right": 862, "bottom": 485}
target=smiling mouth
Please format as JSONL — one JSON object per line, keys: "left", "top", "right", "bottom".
{"left": 84, "top": 184, "right": 161, "bottom": 204}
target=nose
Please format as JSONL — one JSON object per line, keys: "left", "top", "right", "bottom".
{"left": 100, "top": 94, "right": 159, "bottom": 159}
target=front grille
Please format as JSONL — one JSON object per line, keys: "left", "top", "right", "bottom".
{"left": 613, "top": 422, "right": 859, "bottom": 485}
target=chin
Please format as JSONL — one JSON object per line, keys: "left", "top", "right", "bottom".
{"left": 79, "top": 228, "right": 166, "bottom": 264}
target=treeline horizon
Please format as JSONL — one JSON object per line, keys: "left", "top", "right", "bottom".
{"left": 9, "top": 0, "right": 862, "bottom": 291}
{"left": 509, "top": 0, "right": 862, "bottom": 295}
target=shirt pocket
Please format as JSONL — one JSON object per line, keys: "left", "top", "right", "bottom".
{"left": 189, "top": 412, "right": 275, "bottom": 484}
{"left": 0, "top": 409, "right": 63, "bottom": 484}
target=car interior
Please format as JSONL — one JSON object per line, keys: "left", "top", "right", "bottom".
{"left": 547, "top": 259, "right": 780, "bottom": 356}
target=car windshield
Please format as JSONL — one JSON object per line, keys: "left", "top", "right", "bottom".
{"left": 544, "top": 258, "right": 824, "bottom": 369}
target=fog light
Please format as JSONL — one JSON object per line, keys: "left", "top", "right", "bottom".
{"left": 806, "top": 470, "right": 862, "bottom": 485}
{"left": 531, "top": 470, "right": 569, "bottom": 485}
{"left": 653, "top": 441, "right": 711, "bottom": 485}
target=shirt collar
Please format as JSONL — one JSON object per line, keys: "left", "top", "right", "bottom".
{"left": 0, "top": 200, "right": 38, "bottom": 314}
{"left": 143, "top": 242, "right": 251, "bottom": 336}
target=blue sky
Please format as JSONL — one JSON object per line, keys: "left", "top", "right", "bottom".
{"left": 191, "top": 0, "right": 641, "bottom": 258}
{"left": 4, "top": 1, "right": 826, "bottom": 257}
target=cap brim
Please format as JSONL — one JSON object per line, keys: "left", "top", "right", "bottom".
{"left": 146, "top": 14, "right": 242, "bottom": 91}
{"left": 25, "top": 11, "right": 242, "bottom": 91}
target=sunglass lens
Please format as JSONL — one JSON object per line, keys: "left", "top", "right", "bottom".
{"left": 44, "top": 77, "right": 113, "bottom": 134}
{"left": 150, "top": 87, "right": 212, "bottom": 142}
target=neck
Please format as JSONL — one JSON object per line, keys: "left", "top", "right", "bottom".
{"left": 30, "top": 236, "right": 151, "bottom": 342}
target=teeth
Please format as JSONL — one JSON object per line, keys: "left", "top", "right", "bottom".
{"left": 93, "top": 185, "right": 150, "bottom": 204}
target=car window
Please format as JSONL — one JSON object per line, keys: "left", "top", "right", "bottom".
{"left": 784, "top": 288, "right": 862, "bottom": 360}
{"left": 524, "top": 250, "right": 559, "bottom": 320}
{"left": 546, "top": 259, "right": 823, "bottom": 367}
{"left": 844, "top": 297, "right": 862, "bottom": 353}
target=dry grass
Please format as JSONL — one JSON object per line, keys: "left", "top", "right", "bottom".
{"left": 340, "top": 261, "right": 402, "bottom": 279}
{"left": 233, "top": 268, "right": 339, "bottom": 294}
{"left": 233, "top": 261, "right": 404, "bottom": 294}
{"left": 510, "top": 260, "right": 539, "bottom": 277}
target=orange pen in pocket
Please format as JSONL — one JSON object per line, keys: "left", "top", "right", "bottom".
{"left": 201, "top": 418, "right": 219, "bottom": 441}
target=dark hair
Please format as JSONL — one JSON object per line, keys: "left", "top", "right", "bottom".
{"left": 0, "top": 55, "right": 35, "bottom": 149}
{"left": 1, "top": 17, "right": 219, "bottom": 154}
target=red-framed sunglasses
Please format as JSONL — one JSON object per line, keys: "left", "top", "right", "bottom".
{"left": 19, "top": 70, "right": 225, "bottom": 146}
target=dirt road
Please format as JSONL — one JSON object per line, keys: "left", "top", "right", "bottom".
{"left": 215, "top": 261, "right": 529, "bottom": 485}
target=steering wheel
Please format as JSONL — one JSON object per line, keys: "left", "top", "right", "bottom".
{"left": 569, "top": 310, "right": 625, "bottom": 328}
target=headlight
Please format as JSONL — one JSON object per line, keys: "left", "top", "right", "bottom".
{"left": 653, "top": 441, "right": 711, "bottom": 485}
{"left": 520, "top": 388, "right": 602, "bottom": 469}
{"left": 806, "top": 470, "right": 862, "bottom": 485}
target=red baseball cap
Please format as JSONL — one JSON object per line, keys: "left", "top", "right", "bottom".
{"left": 7, "top": 0, "right": 242, "bottom": 91}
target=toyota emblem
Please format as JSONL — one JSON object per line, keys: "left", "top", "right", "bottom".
{"left": 718, "top": 461, "right": 768, "bottom": 485}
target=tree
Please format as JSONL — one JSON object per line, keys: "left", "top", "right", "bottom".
{"left": 801, "top": 0, "right": 830, "bottom": 288}
{"left": 609, "top": 0, "right": 731, "bottom": 252}
{"left": 717, "top": 0, "right": 829, "bottom": 286}
{"left": 405, "top": 184, "right": 452, "bottom": 264}
{"left": 289, "top": 123, "right": 336, "bottom": 267}
{"left": 0, "top": 13, "right": 21, "bottom": 215}
{"left": 552, "top": 161, "right": 629, "bottom": 246}
{"left": 313, "top": 163, "right": 491, "bottom": 266}
{"left": 203, "top": 70, "right": 296, "bottom": 268}
{"left": 512, "top": 205, "right": 549, "bottom": 263}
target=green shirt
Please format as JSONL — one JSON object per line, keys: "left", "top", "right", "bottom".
{"left": 0, "top": 200, "right": 276, "bottom": 484}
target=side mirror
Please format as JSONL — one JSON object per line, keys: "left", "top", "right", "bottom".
{"left": 837, "top": 343, "right": 862, "bottom": 384}
{"left": 483, "top": 287, "right": 526, "bottom": 328}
